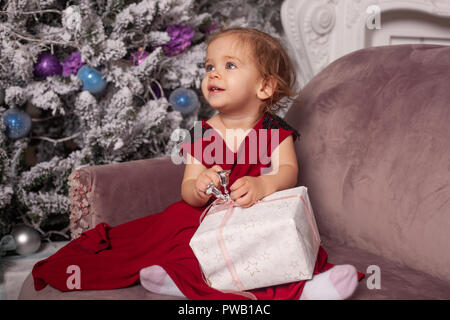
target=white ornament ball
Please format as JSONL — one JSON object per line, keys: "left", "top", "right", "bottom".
{"left": 11, "top": 224, "right": 41, "bottom": 255}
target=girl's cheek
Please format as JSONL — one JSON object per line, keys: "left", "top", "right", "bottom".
{"left": 200, "top": 80, "right": 208, "bottom": 97}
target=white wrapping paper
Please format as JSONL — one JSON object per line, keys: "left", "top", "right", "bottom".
{"left": 189, "top": 186, "right": 321, "bottom": 291}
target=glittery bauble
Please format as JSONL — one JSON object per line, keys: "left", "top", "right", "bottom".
{"left": 169, "top": 87, "right": 199, "bottom": 114}
{"left": 2, "top": 108, "right": 32, "bottom": 139}
{"left": 62, "top": 51, "right": 85, "bottom": 77}
{"left": 34, "top": 52, "right": 62, "bottom": 78}
{"left": 162, "top": 25, "right": 195, "bottom": 57}
{"left": 129, "top": 49, "right": 150, "bottom": 66}
{"left": 77, "top": 65, "right": 108, "bottom": 94}
{"left": 11, "top": 224, "right": 41, "bottom": 255}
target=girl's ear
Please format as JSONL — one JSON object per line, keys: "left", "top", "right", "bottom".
{"left": 257, "top": 76, "right": 277, "bottom": 100}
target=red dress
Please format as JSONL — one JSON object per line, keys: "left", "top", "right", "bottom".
{"left": 32, "top": 112, "right": 363, "bottom": 299}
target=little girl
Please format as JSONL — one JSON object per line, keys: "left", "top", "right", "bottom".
{"left": 32, "top": 27, "right": 362, "bottom": 300}
{"left": 142, "top": 27, "right": 363, "bottom": 299}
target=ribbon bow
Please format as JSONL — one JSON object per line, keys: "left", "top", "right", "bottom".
{"left": 199, "top": 196, "right": 249, "bottom": 225}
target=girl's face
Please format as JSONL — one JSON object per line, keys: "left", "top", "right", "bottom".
{"left": 201, "top": 34, "right": 270, "bottom": 115}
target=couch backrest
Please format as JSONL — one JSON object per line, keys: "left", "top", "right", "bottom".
{"left": 286, "top": 44, "right": 450, "bottom": 281}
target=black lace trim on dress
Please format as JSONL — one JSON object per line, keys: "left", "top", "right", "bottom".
{"left": 262, "top": 113, "right": 301, "bottom": 141}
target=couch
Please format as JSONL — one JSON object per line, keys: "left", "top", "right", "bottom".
{"left": 19, "top": 44, "right": 450, "bottom": 299}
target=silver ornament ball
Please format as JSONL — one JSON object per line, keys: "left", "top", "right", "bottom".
{"left": 11, "top": 224, "right": 41, "bottom": 255}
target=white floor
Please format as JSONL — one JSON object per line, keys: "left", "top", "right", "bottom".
{"left": 0, "top": 241, "right": 69, "bottom": 300}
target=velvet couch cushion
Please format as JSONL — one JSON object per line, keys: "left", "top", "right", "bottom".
{"left": 285, "top": 44, "right": 450, "bottom": 282}
{"left": 18, "top": 235, "right": 449, "bottom": 299}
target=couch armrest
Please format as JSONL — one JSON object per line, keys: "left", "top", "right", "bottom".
{"left": 68, "top": 156, "right": 185, "bottom": 239}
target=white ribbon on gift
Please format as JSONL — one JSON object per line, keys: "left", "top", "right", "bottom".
{"left": 197, "top": 192, "right": 321, "bottom": 300}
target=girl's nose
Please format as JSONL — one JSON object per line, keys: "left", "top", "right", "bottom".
{"left": 208, "top": 69, "right": 221, "bottom": 79}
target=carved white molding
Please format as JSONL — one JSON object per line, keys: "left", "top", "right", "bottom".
{"left": 281, "top": 0, "right": 450, "bottom": 88}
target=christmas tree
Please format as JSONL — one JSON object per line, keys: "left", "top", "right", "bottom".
{"left": 0, "top": 0, "right": 285, "bottom": 246}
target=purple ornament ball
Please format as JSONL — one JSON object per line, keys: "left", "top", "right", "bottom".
{"left": 34, "top": 53, "right": 62, "bottom": 78}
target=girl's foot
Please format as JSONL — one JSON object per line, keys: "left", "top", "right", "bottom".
{"left": 139, "top": 265, "right": 186, "bottom": 298}
{"left": 299, "top": 264, "right": 358, "bottom": 300}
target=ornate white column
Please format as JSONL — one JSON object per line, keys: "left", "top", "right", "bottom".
{"left": 281, "top": 0, "right": 450, "bottom": 88}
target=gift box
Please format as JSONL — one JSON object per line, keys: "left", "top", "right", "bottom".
{"left": 189, "top": 186, "right": 321, "bottom": 292}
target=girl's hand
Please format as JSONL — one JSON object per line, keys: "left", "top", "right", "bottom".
{"left": 195, "top": 165, "right": 223, "bottom": 202}
{"left": 229, "top": 176, "right": 266, "bottom": 208}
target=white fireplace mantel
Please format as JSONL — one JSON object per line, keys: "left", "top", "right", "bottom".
{"left": 281, "top": 0, "right": 450, "bottom": 88}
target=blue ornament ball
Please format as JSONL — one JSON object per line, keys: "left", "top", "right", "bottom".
{"left": 169, "top": 87, "right": 199, "bottom": 114}
{"left": 2, "top": 108, "right": 32, "bottom": 139}
{"left": 77, "top": 65, "right": 107, "bottom": 94}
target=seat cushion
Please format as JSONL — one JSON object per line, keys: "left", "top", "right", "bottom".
{"left": 18, "top": 272, "right": 187, "bottom": 300}
{"left": 321, "top": 235, "right": 450, "bottom": 299}
{"left": 18, "top": 235, "right": 449, "bottom": 300}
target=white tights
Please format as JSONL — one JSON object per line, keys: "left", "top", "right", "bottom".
{"left": 139, "top": 264, "right": 358, "bottom": 300}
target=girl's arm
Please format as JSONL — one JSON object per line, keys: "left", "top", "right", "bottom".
{"left": 229, "top": 135, "right": 298, "bottom": 208}
{"left": 181, "top": 154, "right": 211, "bottom": 207}
{"left": 181, "top": 153, "right": 223, "bottom": 207}
{"left": 258, "top": 134, "right": 299, "bottom": 196}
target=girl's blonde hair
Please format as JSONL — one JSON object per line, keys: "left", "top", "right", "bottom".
{"left": 206, "top": 27, "right": 298, "bottom": 115}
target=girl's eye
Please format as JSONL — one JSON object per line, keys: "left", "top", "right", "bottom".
{"left": 205, "top": 64, "right": 214, "bottom": 72}
{"left": 226, "top": 62, "right": 236, "bottom": 69}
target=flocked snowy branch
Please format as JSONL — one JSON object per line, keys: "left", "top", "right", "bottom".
{"left": 0, "top": 0, "right": 285, "bottom": 241}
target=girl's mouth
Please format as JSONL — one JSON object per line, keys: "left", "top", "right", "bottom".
{"left": 208, "top": 86, "right": 225, "bottom": 94}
